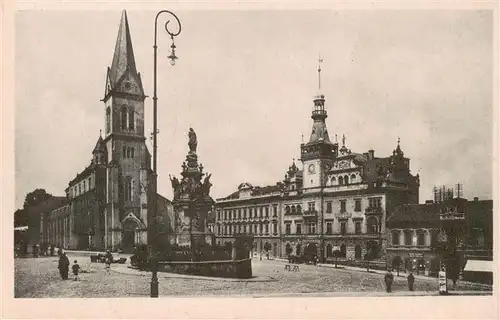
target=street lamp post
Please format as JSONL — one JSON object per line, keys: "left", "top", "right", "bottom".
{"left": 149, "top": 10, "right": 181, "bottom": 298}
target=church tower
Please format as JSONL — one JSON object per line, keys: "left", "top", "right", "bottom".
{"left": 300, "top": 58, "right": 338, "bottom": 189}
{"left": 102, "top": 10, "right": 151, "bottom": 251}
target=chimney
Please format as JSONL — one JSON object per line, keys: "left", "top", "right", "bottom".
{"left": 368, "top": 149, "right": 375, "bottom": 160}
{"left": 474, "top": 197, "right": 479, "bottom": 202}
{"left": 425, "top": 200, "right": 434, "bottom": 204}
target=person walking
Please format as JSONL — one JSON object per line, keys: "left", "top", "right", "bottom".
{"left": 72, "top": 260, "right": 80, "bottom": 281}
{"left": 407, "top": 271, "right": 415, "bottom": 291}
{"left": 384, "top": 268, "right": 394, "bottom": 293}
{"left": 58, "top": 252, "right": 70, "bottom": 280}
{"left": 105, "top": 250, "right": 113, "bottom": 273}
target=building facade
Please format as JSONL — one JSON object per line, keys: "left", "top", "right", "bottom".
{"left": 40, "top": 11, "right": 175, "bottom": 252}
{"left": 385, "top": 197, "right": 493, "bottom": 276}
{"left": 214, "top": 67, "right": 420, "bottom": 261}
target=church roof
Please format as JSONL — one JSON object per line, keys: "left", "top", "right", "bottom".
{"left": 92, "top": 135, "right": 106, "bottom": 153}
{"left": 109, "top": 10, "right": 137, "bottom": 87}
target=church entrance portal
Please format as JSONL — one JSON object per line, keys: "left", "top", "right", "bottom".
{"left": 122, "top": 219, "right": 139, "bottom": 253}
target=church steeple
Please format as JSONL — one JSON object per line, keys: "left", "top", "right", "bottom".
{"left": 110, "top": 10, "right": 137, "bottom": 86}
{"left": 103, "top": 10, "right": 144, "bottom": 100}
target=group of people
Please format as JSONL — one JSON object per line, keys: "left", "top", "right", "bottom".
{"left": 384, "top": 269, "right": 415, "bottom": 293}
{"left": 57, "top": 252, "right": 80, "bottom": 281}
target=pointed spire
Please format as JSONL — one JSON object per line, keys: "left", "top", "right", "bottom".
{"left": 342, "top": 134, "right": 346, "bottom": 147}
{"left": 318, "top": 55, "right": 323, "bottom": 92}
{"left": 110, "top": 10, "right": 138, "bottom": 86}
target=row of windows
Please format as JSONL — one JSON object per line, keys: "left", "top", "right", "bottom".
{"left": 391, "top": 229, "right": 437, "bottom": 246}
{"left": 70, "top": 176, "right": 92, "bottom": 198}
{"left": 330, "top": 174, "right": 357, "bottom": 186}
{"left": 123, "top": 147, "right": 135, "bottom": 159}
{"left": 218, "top": 205, "right": 278, "bottom": 221}
{"left": 217, "top": 222, "right": 278, "bottom": 236}
{"left": 284, "top": 217, "right": 379, "bottom": 235}
{"left": 105, "top": 106, "right": 136, "bottom": 133}
{"left": 284, "top": 197, "right": 382, "bottom": 215}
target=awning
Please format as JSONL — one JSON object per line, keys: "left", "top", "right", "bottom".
{"left": 14, "top": 226, "right": 28, "bottom": 231}
{"left": 464, "top": 260, "right": 493, "bottom": 273}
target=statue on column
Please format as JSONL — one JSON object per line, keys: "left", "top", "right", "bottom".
{"left": 188, "top": 128, "right": 197, "bottom": 154}
{"left": 202, "top": 173, "right": 212, "bottom": 195}
{"left": 169, "top": 174, "right": 181, "bottom": 199}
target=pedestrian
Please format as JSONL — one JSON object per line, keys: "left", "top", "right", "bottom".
{"left": 384, "top": 268, "right": 394, "bottom": 293}
{"left": 72, "top": 260, "right": 80, "bottom": 281}
{"left": 407, "top": 271, "right": 415, "bottom": 291}
{"left": 58, "top": 252, "right": 70, "bottom": 280}
{"left": 105, "top": 250, "right": 113, "bottom": 272}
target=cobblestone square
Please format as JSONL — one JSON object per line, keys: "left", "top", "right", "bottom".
{"left": 14, "top": 253, "right": 491, "bottom": 298}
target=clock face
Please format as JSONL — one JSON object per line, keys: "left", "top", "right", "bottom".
{"left": 324, "top": 163, "right": 332, "bottom": 172}
{"left": 308, "top": 164, "right": 316, "bottom": 174}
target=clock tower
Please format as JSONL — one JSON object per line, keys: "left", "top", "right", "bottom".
{"left": 300, "top": 59, "right": 338, "bottom": 189}
{"left": 101, "top": 10, "right": 152, "bottom": 251}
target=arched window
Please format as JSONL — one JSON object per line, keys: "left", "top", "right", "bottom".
{"left": 124, "top": 177, "right": 132, "bottom": 201}
{"left": 121, "top": 106, "right": 128, "bottom": 131}
{"left": 128, "top": 110, "right": 135, "bottom": 131}
{"left": 291, "top": 205, "right": 296, "bottom": 214}
{"left": 297, "top": 205, "right": 302, "bottom": 214}
{"left": 285, "top": 205, "right": 290, "bottom": 215}
{"left": 417, "top": 229, "right": 425, "bottom": 246}
{"left": 340, "top": 244, "right": 346, "bottom": 258}
{"left": 392, "top": 230, "right": 401, "bottom": 245}
{"left": 296, "top": 244, "right": 301, "bottom": 256}
{"left": 350, "top": 174, "right": 356, "bottom": 183}
{"left": 344, "top": 175, "right": 349, "bottom": 185}
{"left": 106, "top": 107, "right": 111, "bottom": 133}
{"left": 331, "top": 176, "right": 336, "bottom": 185}
{"left": 339, "top": 176, "right": 344, "bottom": 185}
{"left": 326, "top": 243, "right": 333, "bottom": 257}
{"left": 404, "top": 229, "right": 413, "bottom": 246}
{"left": 354, "top": 245, "right": 362, "bottom": 259}
{"left": 367, "top": 217, "right": 378, "bottom": 234}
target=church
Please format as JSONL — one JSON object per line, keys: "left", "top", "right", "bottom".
{"left": 214, "top": 61, "right": 421, "bottom": 261}
{"left": 40, "top": 11, "right": 174, "bottom": 252}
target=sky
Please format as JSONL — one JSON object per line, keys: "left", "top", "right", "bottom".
{"left": 14, "top": 9, "right": 494, "bottom": 209}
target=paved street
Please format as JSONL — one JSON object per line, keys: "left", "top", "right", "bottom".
{"left": 15, "top": 253, "right": 491, "bottom": 298}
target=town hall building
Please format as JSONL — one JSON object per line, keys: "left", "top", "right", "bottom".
{"left": 214, "top": 62, "right": 421, "bottom": 261}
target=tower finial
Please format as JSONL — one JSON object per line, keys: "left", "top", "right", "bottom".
{"left": 318, "top": 55, "right": 324, "bottom": 91}
{"left": 100, "top": 129, "right": 102, "bottom": 137}
{"left": 398, "top": 136, "right": 400, "bottom": 146}
{"left": 342, "top": 134, "right": 346, "bottom": 147}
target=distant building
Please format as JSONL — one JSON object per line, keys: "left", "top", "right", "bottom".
{"left": 386, "top": 196, "right": 493, "bottom": 276}
{"left": 215, "top": 64, "right": 420, "bottom": 261}
{"left": 39, "top": 11, "right": 174, "bottom": 252}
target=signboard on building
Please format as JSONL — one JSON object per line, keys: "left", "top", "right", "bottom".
{"left": 439, "top": 270, "right": 447, "bottom": 294}
{"left": 409, "top": 252, "right": 424, "bottom": 258}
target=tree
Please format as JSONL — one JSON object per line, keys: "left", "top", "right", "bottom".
{"left": 364, "top": 242, "right": 380, "bottom": 272}
{"left": 14, "top": 208, "right": 28, "bottom": 227}
{"left": 332, "top": 249, "right": 341, "bottom": 268}
{"left": 23, "top": 189, "right": 53, "bottom": 209}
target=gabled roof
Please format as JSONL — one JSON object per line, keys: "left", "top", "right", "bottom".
{"left": 92, "top": 135, "right": 106, "bottom": 153}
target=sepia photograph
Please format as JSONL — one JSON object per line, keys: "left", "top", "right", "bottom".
{"left": 4, "top": 4, "right": 497, "bottom": 316}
